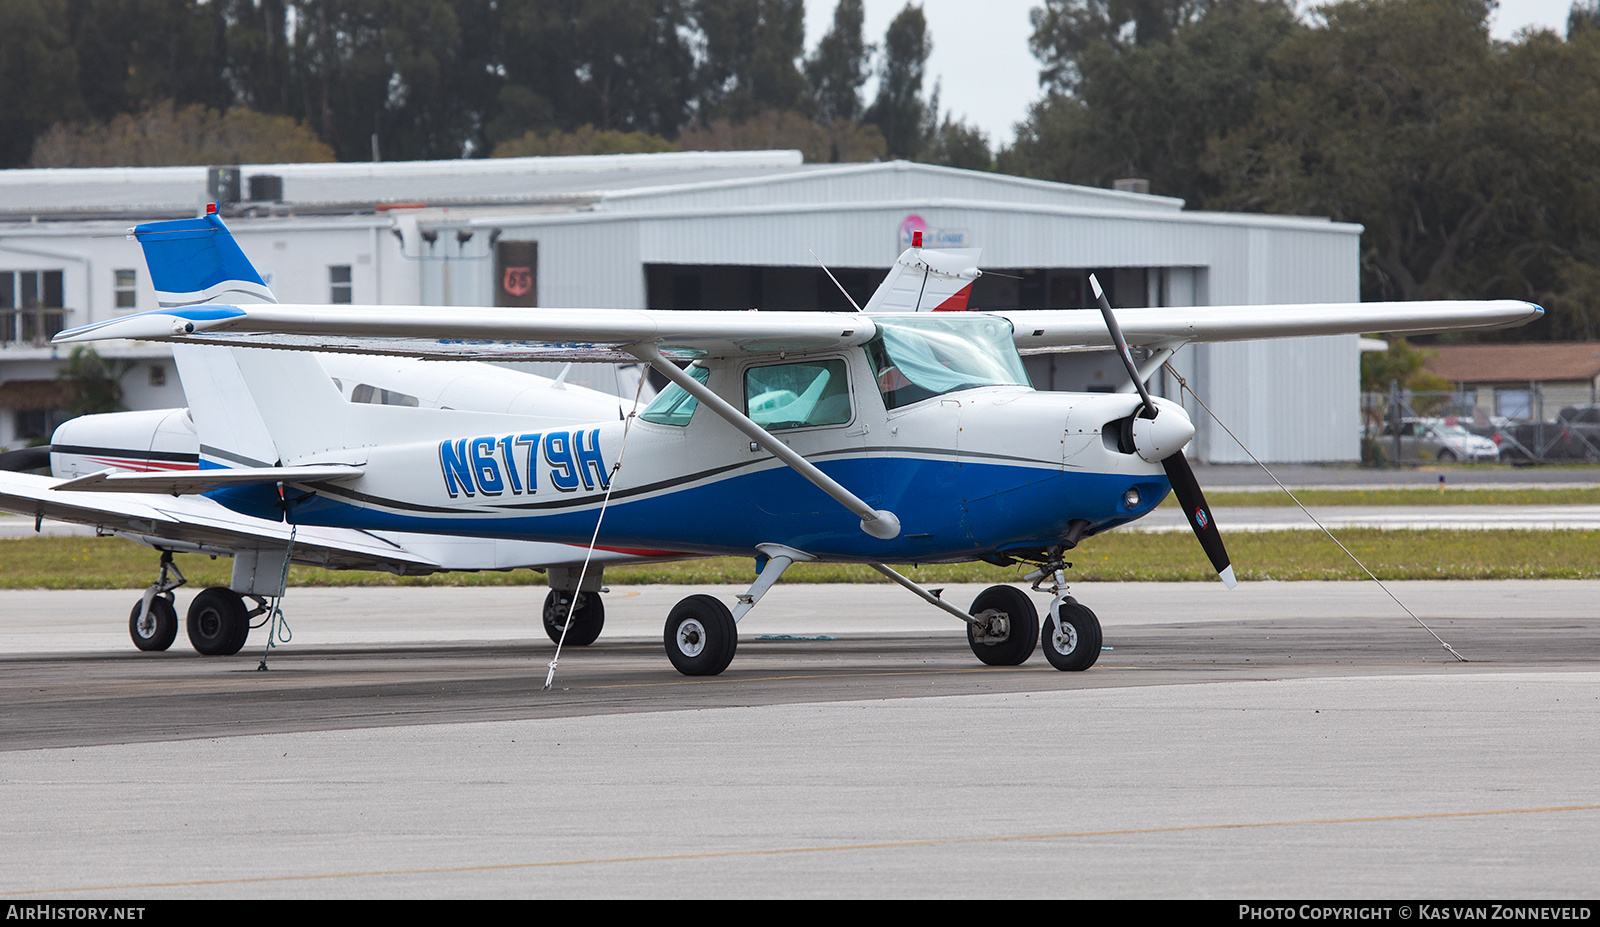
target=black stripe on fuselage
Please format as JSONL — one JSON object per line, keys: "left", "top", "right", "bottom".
{"left": 52, "top": 444, "right": 199, "bottom": 464}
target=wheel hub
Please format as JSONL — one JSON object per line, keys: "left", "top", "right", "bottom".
{"left": 971, "top": 610, "right": 1010, "bottom": 644}
{"left": 197, "top": 611, "right": 220, "bottom": 638}
{"left": 676, "top": 618, "right": 706, "bottom": 657}
{"left": 1051, "top": 619, "right": 1078, "bottom": 655}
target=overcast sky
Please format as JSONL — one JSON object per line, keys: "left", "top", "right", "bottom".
{"left": 802, "top": 0, "right": 1583, "bottom": 150}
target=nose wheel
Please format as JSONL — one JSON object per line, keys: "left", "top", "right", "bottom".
{"left": 129, "top": 596, "right": 178, "bottom": 651}
{"left": 1041, "top": 597, "right": 1101, "bottom": 672}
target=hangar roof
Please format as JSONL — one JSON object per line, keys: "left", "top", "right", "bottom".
{"left": 0, "top": 150, "right": 1185, "bottom": 223}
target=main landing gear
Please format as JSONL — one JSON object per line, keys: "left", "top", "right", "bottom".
{"left": 127, "top": 552, "right": 263, "bottom": 656}
{"left": 543, "top": 589, "right": 605, "bottom": 646}
{"left": 653, "top": 543, "right": 1104, "bottom": 677}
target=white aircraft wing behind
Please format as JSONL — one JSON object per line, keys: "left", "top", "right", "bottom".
{"left": 56, "top": 300, "right": 1541, "bottom": 358}
{"left": 0, "top": 470, "right": 661, "bottom": 575}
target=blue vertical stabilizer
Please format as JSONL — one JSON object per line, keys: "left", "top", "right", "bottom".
{"left": 133, "top": 211, "right": 277, "bottom": 307}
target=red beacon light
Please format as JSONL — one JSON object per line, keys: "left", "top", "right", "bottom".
{"left": 912, "top": 230, "right": 923, "bottom": 248}
{"left": 205, "top": 202, "right": 218, "bottom": 214}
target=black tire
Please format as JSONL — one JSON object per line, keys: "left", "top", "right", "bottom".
{"left": 187, "top": 587, "right": 251, "bottom": 656}
{"left": 1041, "top": 598, "right": 1102, "bottom": 672}
{"left": 129, "top": 596, "right": 178, "bottom": 652}
{"left": 966, "top": 585, "right": 1039, "bottom": 666}
{"left": 543, "top": 589, "right": 605, "bottom": 646}
{"left": 664, "top": 594, "right": 737, "bottom": 676}
{"left": 1438, "top": 449, "right": 1457, "bottom": 462}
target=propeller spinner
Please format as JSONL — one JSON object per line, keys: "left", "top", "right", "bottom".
{"left": 1090, "top": 275, "right": 1236, "bottom": 589}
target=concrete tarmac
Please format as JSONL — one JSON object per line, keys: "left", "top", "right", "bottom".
{"left": 1, "top": 581, "right": 1598, "bottom": 899}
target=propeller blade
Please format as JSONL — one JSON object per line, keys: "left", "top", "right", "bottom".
{"left": 1161, "top": 451, "right": 1235, "bottom": 588}
{"left": 1090, "top": 274, "right": 1154, "bottom": 417}
{"left": 1092, "top": 274, "right": 1233, "bottom": 588}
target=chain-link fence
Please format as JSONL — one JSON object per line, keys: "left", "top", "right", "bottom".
{"left": 1361, "top": 381, "right": 1600, "bottom": 466}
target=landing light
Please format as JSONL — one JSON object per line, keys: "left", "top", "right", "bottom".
{"left": 1123, "top": 488, "right": 1141, "bottom": 508}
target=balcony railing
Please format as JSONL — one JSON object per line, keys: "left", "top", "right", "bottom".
{"left": 0, "top": 308, "right": 71, "bottom": 347}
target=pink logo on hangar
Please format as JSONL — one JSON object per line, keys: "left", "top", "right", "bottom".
{"left": 899, "top": 215, "right": 927, "bottom": 249}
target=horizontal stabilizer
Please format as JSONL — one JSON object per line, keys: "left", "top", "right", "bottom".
{"left": 54, "top": 465, "right": 364, "bottom": 496}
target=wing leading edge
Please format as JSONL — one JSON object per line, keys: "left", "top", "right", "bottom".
{"left": 54, "top": 299, "right": 1541, "bottom": 360}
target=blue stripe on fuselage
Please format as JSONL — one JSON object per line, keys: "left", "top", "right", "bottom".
{"left": 273, "top": 456, "right": 1170, "bottom": 562}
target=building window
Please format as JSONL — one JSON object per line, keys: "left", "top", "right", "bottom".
{"left": 330, "top": 265, "right": 352, "bottom": 304}
{"left": 0, "top": 269, "right": 66, "bottom": 345}
{"left": 114, "top": 269, "right": 137, "bottom": 309}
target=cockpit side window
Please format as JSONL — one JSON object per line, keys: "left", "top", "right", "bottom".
{"left": 639, "top": 363, "right": 710, "bottom": 426}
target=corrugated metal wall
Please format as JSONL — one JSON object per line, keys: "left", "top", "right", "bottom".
{"left": 485, "top": 194, "right": 1363, "bottom": 462}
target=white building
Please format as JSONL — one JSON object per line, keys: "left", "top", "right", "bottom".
{"left": 0, "top": 150, "right": 1361, "bottom": 462}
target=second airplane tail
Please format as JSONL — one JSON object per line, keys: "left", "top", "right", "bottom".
{"left": 133, "top": 207, "right": 277, "bottom": 308}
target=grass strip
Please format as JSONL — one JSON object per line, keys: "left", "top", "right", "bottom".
{"left": 3, "top": 529, "right": 1597, "bottom": 589}
{"left": 1175, "top": 487, "right": 1600, "bottom": 507}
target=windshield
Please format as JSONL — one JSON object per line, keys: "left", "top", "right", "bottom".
{"left": 864, "top": 315, "right": 1030, "bottom": 409}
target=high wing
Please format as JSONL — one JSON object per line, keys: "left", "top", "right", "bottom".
{"left": 55, "top": 299, "right": 1541, "bottom": 359}
{"left": 0, "top": 469, "right": 668, "bottom": 575}
{"left": 55, "top": 305, "right": 878, "bottom": 361}
{"left": 997, "top": 301, "right": 1545, "bottom": 353}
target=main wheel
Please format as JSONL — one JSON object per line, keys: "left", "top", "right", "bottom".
{"left": 966, "top": 585, "right": 1039, "bottom": 666}
{"left": 1041, "top": 598, "right": 1102, "bottom": 672}
{"left": 664, "top": 594, "right": 737, "bottom": 676}
{"left": 129, "top": 596, "right": 178, "bottom": 652}
{"left": 187, "top": 587, "right": 251, "bottom": 656}
{"left": 543, "top": 590, "right": 605, "bottom": 646}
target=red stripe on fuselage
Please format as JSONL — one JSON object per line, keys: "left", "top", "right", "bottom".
{"left": 82, "top": 456, "right": 199, "bottom": 473}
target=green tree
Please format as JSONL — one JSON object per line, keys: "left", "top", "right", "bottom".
{"left": 65, "top": 0, "right": 229, "bottom": 121}
{"left": 29, "top": 103, "right": 335, "bottom": 167}
{"left": 1360, "top": 339, "right": 1453, "bottom": 393}
{"left": 0, "top": 0, "right": 87, "bottom": 168}
{"left": 491, "top": 125, "right": 679, "bottom": 158}
{"left": 693, "top": 0, "right": 809, "bottom": 123}
{"left": 495, "top": 0, "right": 696, "bottom": 144}
{"left": 1206, "top": 0, "right": 1600, "bottom": 342}
{"left": 865, "top": 3, "right": 931, "bottom": 159}
{"left": 923, "top": 115, "right": 993, "bottom": 171}
{"left": 290, "top": 0, "right": 470, "bottom": 161}
{"left": 1029, "top": 0, "right": 1214, "bottom": 91}
{"left": 677, "top": 108, "right": 884, "bottom": 161}
{"left": 1003, "top": 0, "right": 1298, "bottom": 201}
{"left": 805, "top": 0, "right": 871, "bottom": 123}
{"left": 59, "top": 347, "right": 133, "bottom": 417}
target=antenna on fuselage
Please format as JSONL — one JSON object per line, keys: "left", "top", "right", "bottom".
{"left": 808, "top": 247, "right": 863, "bottom": 313}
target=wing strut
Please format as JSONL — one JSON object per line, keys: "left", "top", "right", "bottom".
{"left": 626, "top": 344, "right": 901, "bottom": 540}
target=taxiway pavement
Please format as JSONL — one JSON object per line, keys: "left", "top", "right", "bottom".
{"left": 1, "top": 581, "right": 1597, "bottom": 899}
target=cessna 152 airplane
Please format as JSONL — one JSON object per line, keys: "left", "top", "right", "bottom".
{"left": 2, "top": 210, "right": 1542, "bottom": 675}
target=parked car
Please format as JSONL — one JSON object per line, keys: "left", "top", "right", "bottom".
{"left": 1376, "top": 418, "right": 1500, "bottom": 462}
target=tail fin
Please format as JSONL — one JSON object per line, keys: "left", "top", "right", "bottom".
{"left": 170, "top": 344, "right": 294, "bottom": 469}
{"left": 133, "top": 209, "right": 277, "bottom": 308}
{"left": 862, "top": 247, "right": 983, "bottom": 313}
